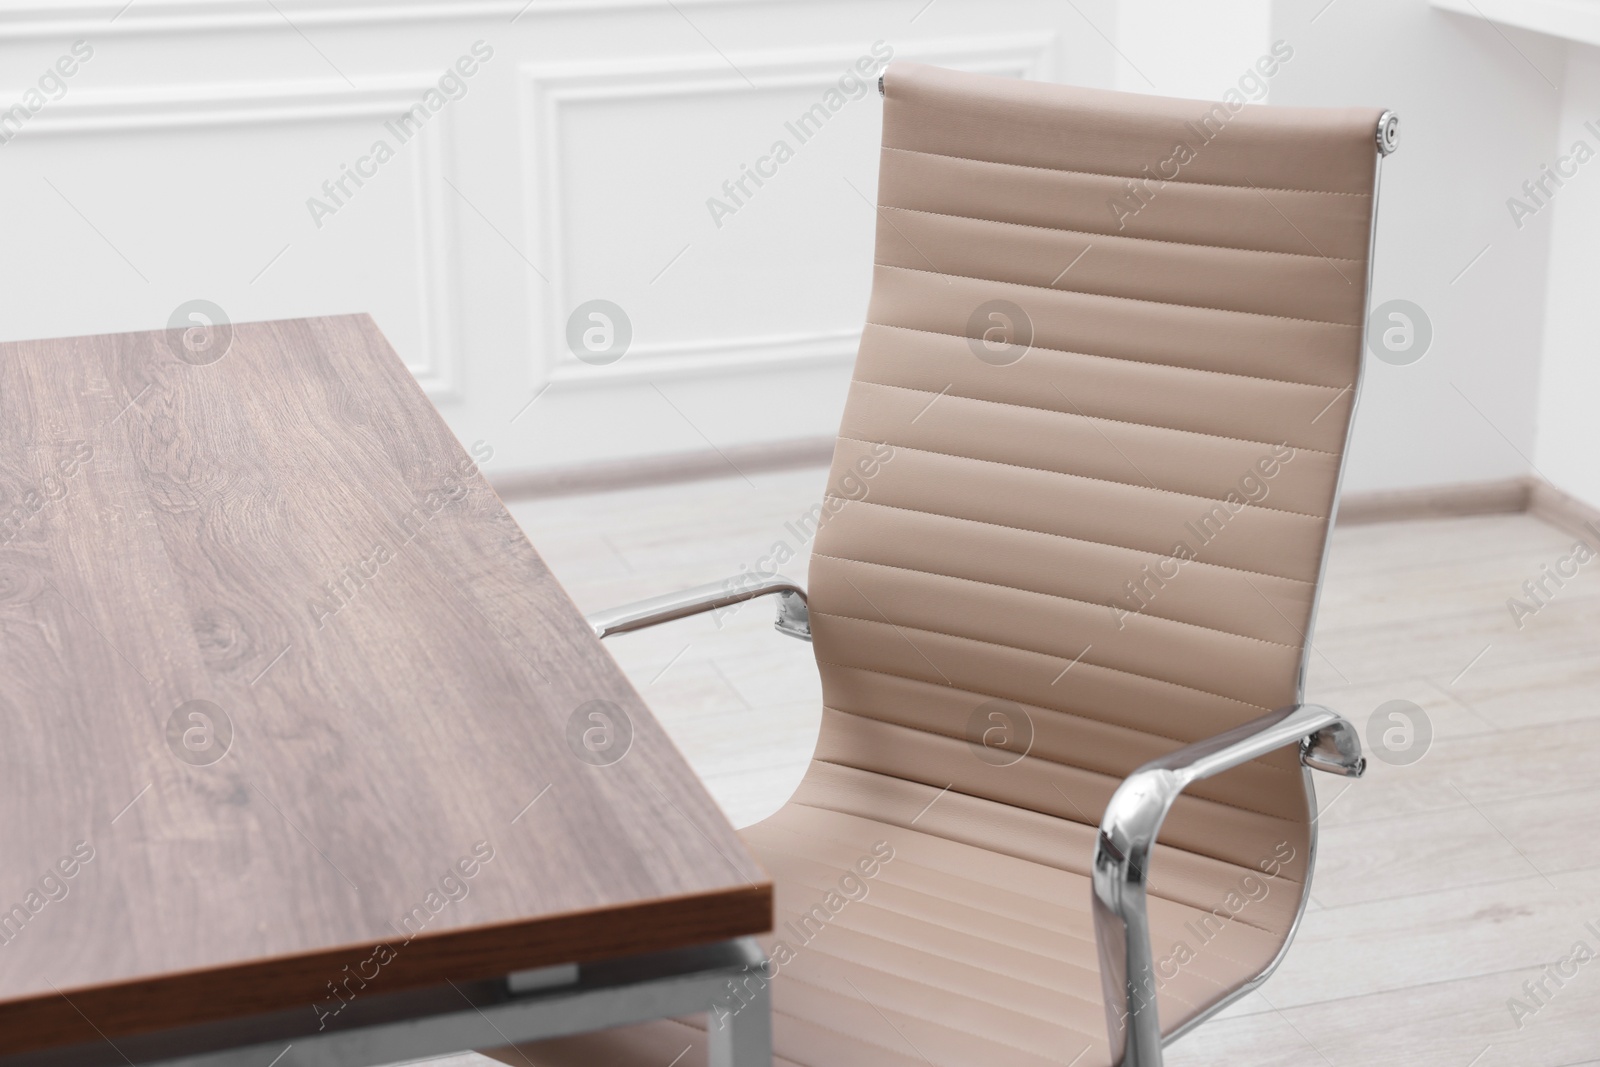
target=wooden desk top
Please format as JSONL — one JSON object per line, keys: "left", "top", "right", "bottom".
{"left": 0, "top": 315, "right": 770, "bottom": 1055}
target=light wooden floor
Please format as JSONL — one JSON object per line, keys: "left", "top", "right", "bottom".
{"left": 423, "top": 467, "right": 1600, "bottom": 1067}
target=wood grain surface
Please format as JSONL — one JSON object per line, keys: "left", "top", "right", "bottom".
{"left": 0, "top": 315, "right": 770, "bottom": 1055}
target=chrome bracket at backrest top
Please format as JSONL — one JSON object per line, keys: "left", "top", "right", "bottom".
{"left": 1376, "top": 110, "right": 1400, "bottom": 155}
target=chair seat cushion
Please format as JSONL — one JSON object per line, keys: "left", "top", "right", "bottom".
{"left": 484, "top": 799, "right": 1292, "bottom": 1067}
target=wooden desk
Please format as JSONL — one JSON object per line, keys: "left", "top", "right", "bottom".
{"left": 0, "top": 315, "right": 771, "bottom": 1063}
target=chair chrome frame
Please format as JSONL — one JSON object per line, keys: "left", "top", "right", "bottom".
{"left": 586, "top": 106, "right": 1399, "bottom": 1067}
{"left": 1091, "top": 705, "right": 1364, "bottom": 1067}
{"left": 588, "top": 573, "right": 811, "bottom": 643}
{"left": 588, "top": 586, "right": 1366, "bottom": 1067}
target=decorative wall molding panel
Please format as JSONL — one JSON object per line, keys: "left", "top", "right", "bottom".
{"left": 2, "top": 77, "right": 459, "bottom": 396}
{"left": 0, "top": 0, "right": 787, "bottom": 38}
{"left": 0, "top": 3, "right": 1102, "bottom": 476}
{"left": 520, "top": 32, "right": 1056, "bottom": 389}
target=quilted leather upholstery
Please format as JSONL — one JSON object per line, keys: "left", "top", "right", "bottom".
{"left": 489, "top": 61, "right": 1382, "bottom": 1067}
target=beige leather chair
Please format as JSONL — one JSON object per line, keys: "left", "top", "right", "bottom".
{"left": 491, "top": 61, "right": 1393, "bottom": 1067}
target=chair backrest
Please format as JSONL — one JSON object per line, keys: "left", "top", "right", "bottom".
{"left": 805, "top": 61, "right": 1383, "bottom": 938}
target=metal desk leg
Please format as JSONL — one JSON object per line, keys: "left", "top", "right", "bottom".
{"left": 708, "top": 966, "right": 772, "bottom": 1067}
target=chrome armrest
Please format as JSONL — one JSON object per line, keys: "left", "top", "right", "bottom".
{"left": 585, "top": 574, "right": 810, "bottom": 642}
{"left": 1091, "top": 703, "right": 1363, "bottom": 1067}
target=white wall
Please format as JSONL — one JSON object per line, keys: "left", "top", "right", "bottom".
{"left": 1111, "top": 0, "right": 1571, "bottom": 498}
{"left": 1533, "top": 40, "right": 1600, "bottom": 509}
{"left": 1267, "top": 0, "right": 1566, "bottom": 497}
{"left": 0, "top": 0, "right": 1114, "bottom": 480}
{"left": 1114, "top": 0, "right": 1272, "bottom": 99}
{"left": 4, "top": 0, "right": 1587, "bottom": 500}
